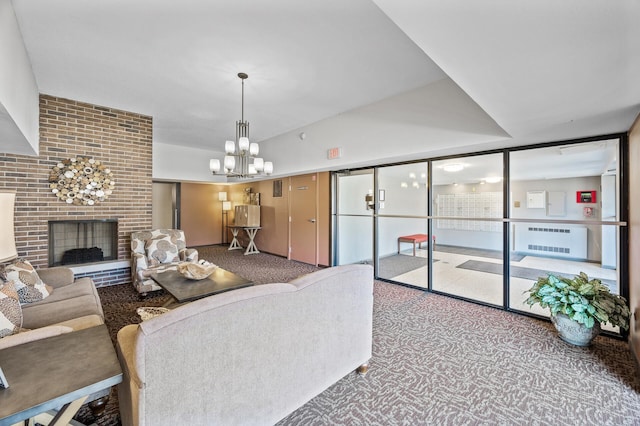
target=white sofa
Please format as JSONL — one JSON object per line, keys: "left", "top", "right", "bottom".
{"left": 116, "top": 264, "right": 373, "bottom": 426}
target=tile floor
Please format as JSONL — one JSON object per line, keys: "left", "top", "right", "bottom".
{"left": 388, "top": 248, "right": 619, "bottom": 331}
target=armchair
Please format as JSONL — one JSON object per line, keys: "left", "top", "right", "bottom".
{"left": 130, "top": 229, "right": 198, "bottom": 295}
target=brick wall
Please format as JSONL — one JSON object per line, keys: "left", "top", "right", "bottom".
{"left": 0, "top": 94, "right": 153, "bottom": 284}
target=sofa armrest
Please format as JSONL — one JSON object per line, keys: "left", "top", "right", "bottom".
{"left": 36, "top": 266, "right": 75, "bottom": 288}
{"left": 0, "top": 325, "right": 73, "bottom": 350}
{"left": 55, "top": 314, "right": 104, "bottom": 331}
{"left": 117, "top": 324, "right": 143, "bottom": 389}
{"left": 132, "top": 252, "right": 148, "bottom": 272}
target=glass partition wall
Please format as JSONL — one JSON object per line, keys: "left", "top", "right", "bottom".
{"left": 508, "top": 139, "right": 624, "bottom": 332}
{"left": 377, "top": 163, "right": 429, "bottom": 287}
{"left": 432, "top": 153, "right": 504, "bottom": 306}
{"left": 333, "top": 135, "right": 628, "bottom": 337}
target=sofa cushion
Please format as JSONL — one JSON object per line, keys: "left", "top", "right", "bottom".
{"left": 25, "top": 277, "right": 96, "bottom": 306}
{"left": 2, "top": 259, "right": 53, "bottom": 304}
{"left": 145, "top": 236, "right": 179, "bottom": 266}
{"left": 0, "top": 281, "right": 22, "bottom": 338}
{"left": 20, "top": 278, "right": 104, "bottom": 329}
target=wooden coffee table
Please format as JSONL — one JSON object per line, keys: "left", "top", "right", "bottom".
{"left": 0, "top": 324, "right": 122, "bottom": 425}
{"left": 151, "top": 268, "right": 253, "bottom": 305}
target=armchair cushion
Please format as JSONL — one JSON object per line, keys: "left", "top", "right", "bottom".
{"left": 145, "top": 236, "right": 179, "bottom": 265}
{"left": 2, "top": 259, "right": 53, "bottom": 304}
{"left": 0, "top": 280, "right": 22, "bottom": 338}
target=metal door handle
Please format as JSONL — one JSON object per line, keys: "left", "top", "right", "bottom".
{"left": 308, "top": 219, "right": 316, "bottom": 223}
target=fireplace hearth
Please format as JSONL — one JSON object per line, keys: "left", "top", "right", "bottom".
{"left": 49, "top": 220, "right": 118, "bottom": 267}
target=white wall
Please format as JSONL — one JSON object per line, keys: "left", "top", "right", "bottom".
{"left": 258, "top": 78, "right": 510, "bottom": 178}
{"left": 0, "top": 0, "right": 39, "bottom": 155}
{"left": 153, "top": 142, "right": 229, "bottom": 183}
{"left": 511, "top": 176, "right": 602, "bottom": 261}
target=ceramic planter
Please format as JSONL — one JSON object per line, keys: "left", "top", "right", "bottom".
{"left": 551, "top": 313, "right": 601, "bottom": 346}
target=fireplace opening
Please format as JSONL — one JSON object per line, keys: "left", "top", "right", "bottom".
{"left": 48, "top": 220, "right": 118, "bottom": 267}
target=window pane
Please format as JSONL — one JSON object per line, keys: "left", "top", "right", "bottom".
{"left": 432, "top": 153, "right": 503, "bottom": 305}
{"left": 508, "top": 139, "right": 622, "bottom": 334}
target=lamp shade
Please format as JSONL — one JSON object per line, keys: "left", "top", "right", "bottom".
{"left": 222, "top": 201, "right": 232, "bottom": 211}
{"left": 263, "top": 161, "right": 273, "bottom": 175}
{"left": 248, "top": 164, "right": 257, "bottom": 175}
{"left": 0, "top": 191, "right": 18, "bottom": 263}
{"left": 249, "top": 142, "right": 259, "bottom": 156}
{"left": 224, "top": 155, "right": 236, "bottom": 171}
{"left": 238, "top": 137, "right": 250, "bottom": 152}
{"left": 225, "top": 140, "right": 235, "bottom": 154}
{"left": 209, "top": 159, "right": 220, "bottom": 173}
{"left": 253, "top": 157, "right": 264, "bottom": 172}
{"left": 218, "top": 191, "right": 227, "bottom": 201}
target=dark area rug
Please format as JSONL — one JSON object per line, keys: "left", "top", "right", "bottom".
{"left": 371, "top": 254, "right": 427, "bottom": 278}
{"left": 434, "top": 244, "right": 525, "bottom": 261}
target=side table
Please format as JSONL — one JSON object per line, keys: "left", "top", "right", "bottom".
{"left": 228, "top": 226, "right": 262, "bottom": 255}
{"left": 0, "top": 324, "right": 122, "bottom": 426}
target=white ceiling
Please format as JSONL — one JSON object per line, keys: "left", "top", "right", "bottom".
{"left": 8, "top": 0, "right": 640, "bottom": 181}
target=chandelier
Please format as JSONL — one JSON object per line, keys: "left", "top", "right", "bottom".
{"left": 209, "top": 72, "right": 273, "bottom": 179}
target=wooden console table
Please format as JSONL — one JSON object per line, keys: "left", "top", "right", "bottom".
{"left": 228, "top": 226, "right": 262, "bottom": 255}
{"left": 0, "top": 325, "right": 122, "bottom": 426}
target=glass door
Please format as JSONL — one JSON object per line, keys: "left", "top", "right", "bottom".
{"left": 334, "top": 170, "right": 374, "bottom": 266}
{"left": 431, "top": 153, "right": 504, "bottom": 306}
{"left": 376, "top": 162, "right": 430, "bottom": 288}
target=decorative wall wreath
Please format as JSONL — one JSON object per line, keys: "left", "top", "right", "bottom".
{"left": 48, "top": 156, "right": 115, "bottom": 205}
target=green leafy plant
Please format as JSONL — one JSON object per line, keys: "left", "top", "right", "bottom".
{"left": 525, "top": 272, "right": 630, "bottom": 330}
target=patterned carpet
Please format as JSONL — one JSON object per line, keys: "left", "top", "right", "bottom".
{"left": 76, "top": 246, "right": 640, "bottom": 425}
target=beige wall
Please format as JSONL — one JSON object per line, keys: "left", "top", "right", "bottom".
{"left": 179, "top": 173, "right": 331, "bottom": 262}
{"left": 152, "top": 182, "right": 175, "bottom": 229}
{"left": 229, "top": 179, "right": 291, "bottom": 257}
{"left": 629, "top": 114, "right": 640, "bottom": 362}
{"left": 180, "top": 183, "right": 226, "bottom": 247}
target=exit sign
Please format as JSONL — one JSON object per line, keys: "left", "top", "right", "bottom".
{"left": 327, "top": 147, "right": 342, "bottom": 160}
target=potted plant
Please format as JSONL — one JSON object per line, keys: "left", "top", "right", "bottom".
{"left": 524, "top": 272, "right": 630, "bottom": 346}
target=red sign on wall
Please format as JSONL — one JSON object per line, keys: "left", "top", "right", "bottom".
{"left": 576, "top": 190, "right": 596, "bottom": 203}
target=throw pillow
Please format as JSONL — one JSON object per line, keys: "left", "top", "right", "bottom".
{"left": 145, "top": 236, "right": 179, "bottom": 266}
{"left": 0, "top": 281, "right": 22, "bottom": 338}
{"left": 2, "top": 259, "right": 54, "bottom": 304}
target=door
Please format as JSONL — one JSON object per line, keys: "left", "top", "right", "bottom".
{"left": 335, "top": 169, "right": 374, "bottom": 266}
{"left": 290, "top": 174, "right": 318, "bottom": 265}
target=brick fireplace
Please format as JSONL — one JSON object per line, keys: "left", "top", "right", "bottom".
{"left": 0, "top": 95, "right": 153, "bottom": 287}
